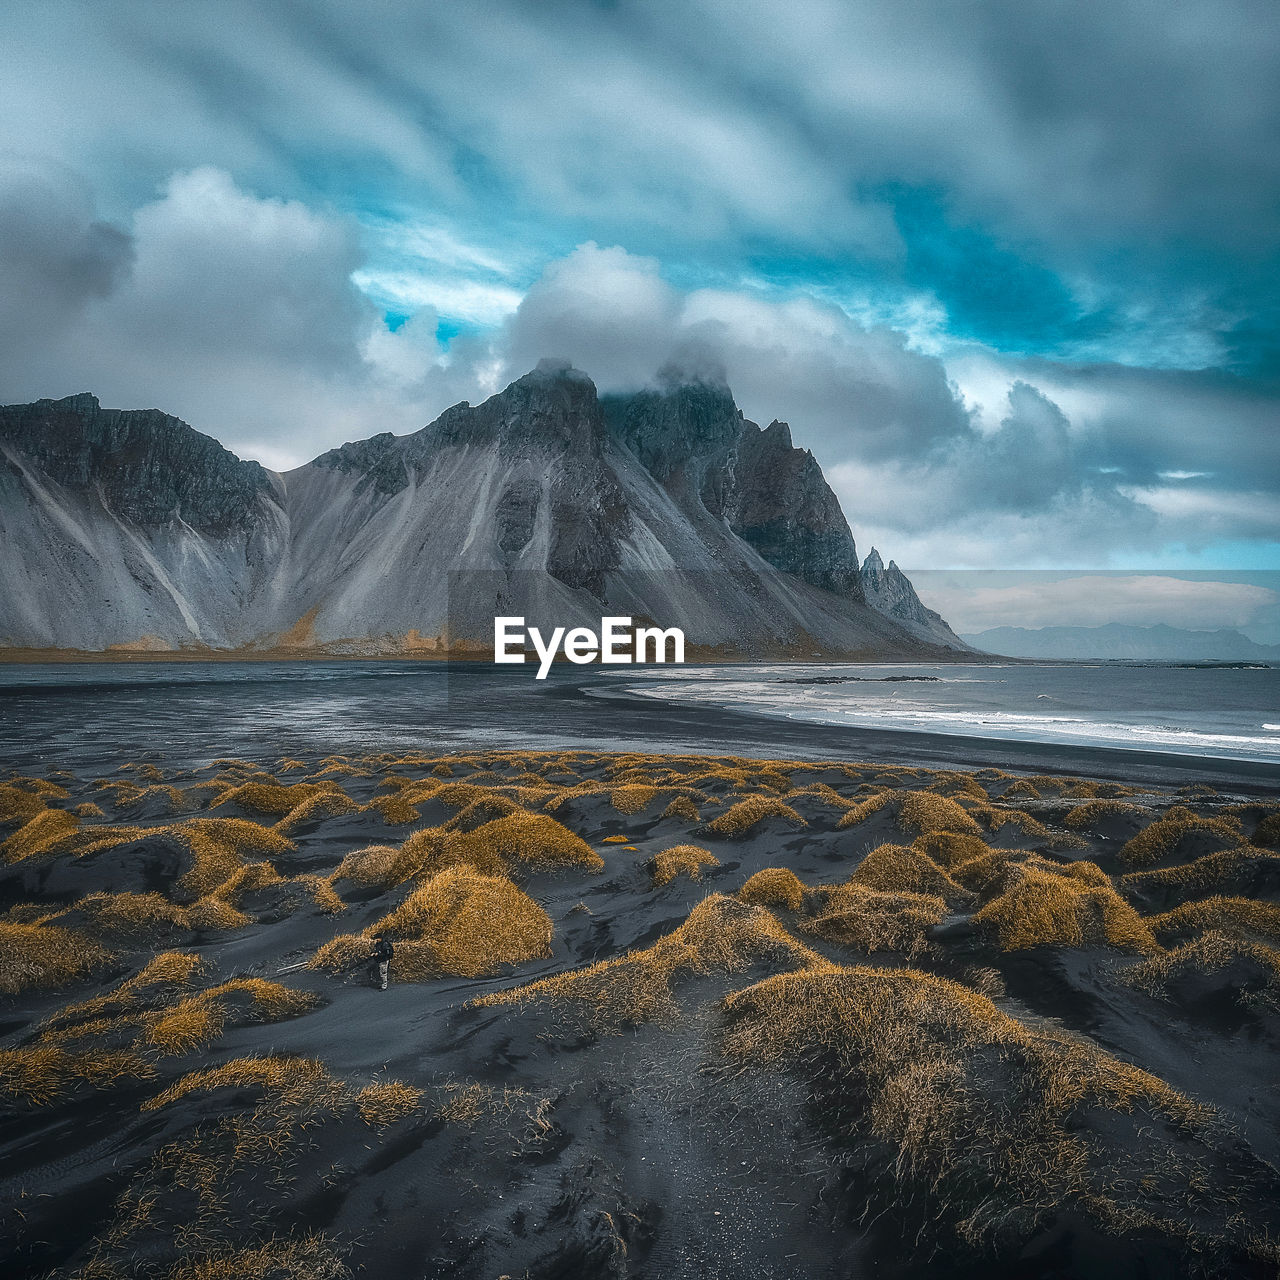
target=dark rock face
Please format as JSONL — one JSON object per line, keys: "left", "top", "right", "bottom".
{"left": 859, "top": 549, "right": 964, "bottom": 646}
{"left": 602, "top": 378, "right": 864, "bottom": 600}
{"left": 0, "top": 393, "right": 272, "bottom": 535}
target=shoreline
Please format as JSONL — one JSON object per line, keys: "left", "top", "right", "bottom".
{"left": 567, "top": 676, "right": 1280, "bottom": 792}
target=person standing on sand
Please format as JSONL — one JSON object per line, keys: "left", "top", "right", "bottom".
{"left": 370, "top": 935, "right": 394, "bottom": 990}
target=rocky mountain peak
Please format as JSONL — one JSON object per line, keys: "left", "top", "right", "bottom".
{"left": 0, "top": 392, "right": 272, "bottom": 535}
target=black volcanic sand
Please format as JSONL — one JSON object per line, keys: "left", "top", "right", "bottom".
{"left": 1, "top": 750, "right": 1279, "bottom": 1279}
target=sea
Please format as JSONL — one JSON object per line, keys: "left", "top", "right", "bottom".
{"left": 0, "top": 660, "right": 1276, "bottom": 783}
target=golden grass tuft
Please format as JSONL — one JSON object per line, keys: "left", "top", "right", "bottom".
{"left": 0, "top": 783, "right": 51, "bottom": 826}
{"left": 1121, "top": 931, "right": 1280, "bottom": 1009}
{"left": 661, "top": 794, "right": 700, "bottom": 822}
{"left": 1, "top": 807, "right": 80, "bottom": 861}
{"left": 836, "top": 790, "right": 982, "bottom": 837}
{"left": 72, "top": 890, "right": 193, "bottom": 941}
{"left": 851, "top": 843, "right": 970, "bottom": 906}
{"left": 364, "top": 792, "right": 423, "bottom": 825}
{"left": 704, "top": 796, "right": 807, "bottom": 838}
{"left": 738, "top": 867, "right": 807, "bottom": 911}
{"left": 801, "top": 883, "right": 947, "bottom": 955}
{"left": 973, "top": 857, "right": 1157, "bottom": 952}
{"left": 1146, "top": 896, "right": 1280, "bottom": 948}
{"left": 0, "top": 1045, "right": 155, "bottom": 1105}
{"left": 273, "top": 788, "right": 361, "bottom": 834}
{"left": 313, "top": 865, "right": 552, "bottom": 981}
{"left": 0, "top": 919, "right": 115, "bottom": 994}
{"left": 911, "top": 830, "right": 994, "bottom": 869}
{"left": 142, "top": 979, "right": 319, "bottom": 1057}
{"left": 650, "top": 844, "right": 720, "bottom": 886}
{"left": 611, "top": 783, "right": 658, "bottom": 814}
{"left": 142, "top": 1053, "right": 338, "bottom": 1111}
{"left": 164, "top": 1234, "right": 349, "bottom": 1280}
{"left": 446, "top": 810, "right": 604, "bottom": 873}
{"left": 1118, "top": 809, "right": 1245, "bottom": 867}
{"left": 186, "top": 896, "right": 253, "bottom": 932}
{"left": 720, "top": 964, "right": 1220, "bottom": 1252}
{"left": 356, "top": 1079, "right": 424, "bottom": 1126}
{"left": 1118, "top": 847, "right": 1280, "bottom": 908}
{"left": 1063, "top": 799, "right": 1157, "bottom": 831}
{"left": 472, "top": 894, "right": 822, "bottom": 1030}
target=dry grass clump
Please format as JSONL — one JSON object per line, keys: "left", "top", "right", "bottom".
{"left": 0, "top": 782, "right": 50, "bottom": 825}
{"left": 39, "top": 950, "right": 208, "bottom": 1044}
{"left": 186, "top": 895, "right": 253, "bottom": 932}
{"left": 73, "top": 801, "right": 106, "bottom": 818}
{"left": 436, "top": 1079, "right": 532, "bottom": 1126}
{"left": 1147, "top": 897, "right": 1280, "bottom": 948}
{"left": 1001, "top": 778, "right": 1041, "bottom": 799}
{"left": 212, "top": 780, "right": 331, "bottom": 816}
{"left": 1118, "top": 808, "right": 1245, "bottom": 868}
{"left": 70, "top": 890, "right": 193, "bottom": 941}
{"left": 432, "top": 761, "right": 454, "bottom": 776}
{"left": 851, "top": 843, "right": 970, "bottom": 907}
{"left": 911, "top": 830, "right": 994, "bottom": 870}
{"left": 472, "top": 894, "right": 821, "bottom": 1030}
{"left": 164, "top": 1234, "right": 350, "bottom": 1280}
{"left": 446, "top": 810, "right": 604, "bottom": 873}
{"left": 611, "top": 784, "right": 658, "bottom": 814}
{"left": 650, "top": 844, "right": 720, "bottom": 886}
{"left": 330, "top": 840, "right": 431, "bottom": 889}
{"left": 143, "top": 1053, "right": 343, "bottom": 1112}
{"left": 837, "top": 790, "right": 982, "bottom": 837}
{"left": 1063, "top": 799, "right": 1158, "bottom": 831}
{"left": 0, "top": 1045, "right": 154, "bottom": 1105}
{"left": 972, "top": 857, "right": 1157, "bottom": 953}
{"left": 272, "top": 789, "right": 361, "bottom": 834}
{"left": 363, "top": 792, "right": 422, "bottom": 825}
{"left": 1118, "top": 847, "right": 1280, "bottom": 909}
{"left": 661, "top": 795, "right": 700, "bottom": 822}
{"left": 1121, "top": 932, "right": 1280, "bottom": 1010}
{"left": 313, "top": 865, "right": 552, "bottom": 981}
{"left": 0, "top": 918, "right": 115, "bottom": 994}
{"left": 704, "top": 796, "right": 807, "bottom": 838}
{"left": 1252, "top": 812, "right": 1280, "bottom": 848}
{"left": 1, "top": 806, "right": 79, "bottom": 861}
{"left": 356, "top": 1079, "right": 424, "bottom": 1126}
{"left": 142, "top": 979, "right": 319, "bottom": 1057}
{"left": 719, "top": 965, "right": 1243, "bottom": 1256}
{"left": 801, "top": 883, "right": 947, "bottom": 955}
{"left": 738, "top": 868, "right": 807, "bottom": 911}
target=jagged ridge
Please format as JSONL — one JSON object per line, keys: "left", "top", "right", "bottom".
{"left": 0, "top": 362, "right": 968, "bottom": 657}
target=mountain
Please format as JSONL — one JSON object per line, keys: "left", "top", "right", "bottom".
{"left": 0, "top": 362, "right": 969, "bottom": 658}
{"left": 857, "top": 548, "right": 962, "bottom": 647}
{"left": 963, "top": 623, "right": 1280, "bottom": 662}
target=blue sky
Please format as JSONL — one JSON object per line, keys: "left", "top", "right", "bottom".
{"left": 1, "top": 0, "right": 1277, "bottom": 619}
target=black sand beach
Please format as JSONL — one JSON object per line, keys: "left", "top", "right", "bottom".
{"left": 2, "top": 672, "right": 1279, "bottom": 1278}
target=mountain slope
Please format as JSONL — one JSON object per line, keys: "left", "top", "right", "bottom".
{"left": 0, "top": 363, "right": 967, "bottom": 658}
{"left": 858, "top": 548, "right": 966, "bottom": 647}
{"left": 964, "top": 623, "right": 1280, "bottom": 662}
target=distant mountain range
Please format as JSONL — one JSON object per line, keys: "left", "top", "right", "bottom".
{"left": 0, "top": 361, "right": 968, "bottom": 658}
{"left": 963, "top": 623, "right": 1280, "bottom": 662}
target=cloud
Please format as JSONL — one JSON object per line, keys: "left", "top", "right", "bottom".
{"left": 917, "top": 575, "right": 1280, "bottom": 634}
{"left": 0, "top": 157, "right": 133, "bottom": 364}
